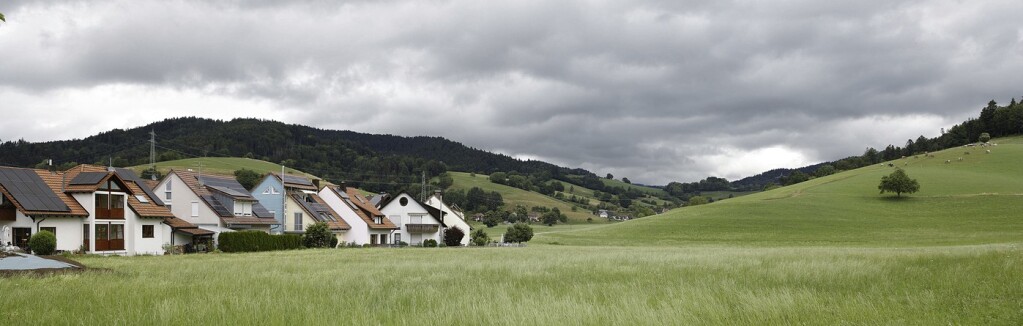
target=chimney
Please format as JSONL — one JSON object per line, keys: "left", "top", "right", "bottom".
{"left": 313, "top": 179, "right": 321, "bottom": 190}
{"left": 339, "top": 181, "right": 347, "bottom": 192}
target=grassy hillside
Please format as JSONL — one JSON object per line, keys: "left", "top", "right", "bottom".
{"left": 448, "top": 172, "right": 602, "bottom": 222}
{"left": 130, "top": 157, "right": 315, "bottom": 178}
{"left": 539, "top": 136, "right": 1023, "bottom": 247}
{"left": 6, "top": 138, "right": 1023, "bottom": 324}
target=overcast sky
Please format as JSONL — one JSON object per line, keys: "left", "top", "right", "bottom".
{"left": 1, "top": 1, "right": 1021, "bottom": 184}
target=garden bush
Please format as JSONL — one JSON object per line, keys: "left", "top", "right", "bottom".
{"left": 219, "top": 231, "right": 303, "bottom": 253}
{"left": 29, "top": 230, "right": 57, "bottom": 255}
{"left": 423, "top": 239, "right": 438, "bottom": 247}
{"left": 303, "top": 222, "right": 333, "bottom": 248}
{"left": 443, "top": 227, "right": 465, "bottom": 246}
{"left": 470, "top": 229, "right": 490, "bottom": 246}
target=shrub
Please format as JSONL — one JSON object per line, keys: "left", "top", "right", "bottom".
{"left": 470, "top": 229, "right": 490, "bottom": 246}
{"left": 423, "top": 239, "right": 438, "bottom": 247}
{"left": 503, "top": 223, "right": 534, "bottom": 243}
{"left": 303, "top": 222, "right": 333, "bottom": 248}
{"left": 218, "top": 231, "right": 304, "bottom": 253}
{"left": 29, "top": 230, "right": 57, "bottom": 255}
{"left": 444, "top": 227, "right": 465, "bottom": 246}
{"left": 329, "top": 237, "right": 339, "bottom": 248}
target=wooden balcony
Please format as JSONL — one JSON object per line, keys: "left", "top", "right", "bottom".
{"left": 405, "top": 224, "right": 439, "bottom": 234}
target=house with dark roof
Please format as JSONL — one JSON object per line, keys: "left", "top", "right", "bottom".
{"left": 0, "top": 164, "right": 210, "bottom": 255}
{"left": 252, "top": 173, "right": 349, "bottom": 241}
{"left": 424, "top": 192, "right": 472, "bottom": 246}
{"left": 319, "top": 184, "right": 399, "bottom": 245}
{"left": 378, "top": 192, "right": 449, "bottom": 246}
{"left": 154, "top": 170, "right": 278, "bottom": 240}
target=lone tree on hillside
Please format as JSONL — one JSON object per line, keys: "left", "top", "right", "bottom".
{"left": 979, "top": 132, "right": 991, "bottom": 143}
{"left": 878, "top": 168, "right": 920, "bottom": 198}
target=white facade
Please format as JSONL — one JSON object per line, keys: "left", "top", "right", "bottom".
{"left": 319, "top": 188, "right": 386, "bottom": 245}
{"left": 156, "top": 174, "right": 222, "bottom": 230}
{"left": 425, "top": 195, "right": 471, "bottom": 246}
{"left": 1, "top": 190, "right": 170, "bottom": 255}
{"left": 380, "top": 193, "right": 443, "bottom": 246}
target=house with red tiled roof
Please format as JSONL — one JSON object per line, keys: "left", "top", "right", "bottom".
{"left": 319, "top": 183, "right": 398, "bottom": 245}
{"left": 154, "top": 170, "right": 278, "bottom": 241}
{"left": 0, "top": 164, "right": 210, "bottom": 255}
{"left": 253, "top": 173, "right": 349, "bottom": 242}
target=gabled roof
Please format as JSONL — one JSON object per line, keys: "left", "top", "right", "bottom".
{"left": 290, "top": 193, "right": 350, "bottom": 231}
{"left": 0, "top": 167, "right": 88, "bottom": 217}
{"left": 324, "top": 186, "right": 398, "bottom": 230}
{"left": 167, "top": 170, "right": 278, "bottom": 225}
{"left": 64, "top": 165, "right": 174, "bottom": 218}
{"left": 380, "top": 192, "right": 448, "bottom": 227}
{"left": 267, "top": 172, "right": 318, "bottom": 191}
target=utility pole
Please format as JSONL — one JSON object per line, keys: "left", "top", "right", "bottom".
{"left": 149, "top": 130, "right": 156, "bottom": 174}
{"left": 280, "top": 163, "right": 286, "bottom": 234}
{"left": 421, "top": 171, "right": 426, "bottom": 201}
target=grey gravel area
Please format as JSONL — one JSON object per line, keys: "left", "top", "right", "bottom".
{"left": 0, "top": 253, "right": 76, "bottom": 270}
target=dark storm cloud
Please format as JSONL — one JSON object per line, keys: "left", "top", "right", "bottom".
{"left": 1, "top": 0, "right": 1021, "bottom": 184}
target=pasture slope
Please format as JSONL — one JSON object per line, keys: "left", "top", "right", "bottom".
{"left": 2, "top": 138, "right": 1021, "bottom": 324}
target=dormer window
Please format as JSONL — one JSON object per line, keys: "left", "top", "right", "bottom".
{"left": 374, "top": 216, "right": 382, "bottom": 224}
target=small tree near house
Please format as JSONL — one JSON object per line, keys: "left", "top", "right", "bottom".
{"left": 443, "top": 227, "right": 465, "bottom": 246}
{"left": 878, "top": 168, "right": 920, "bottom": 198}
{"left": 303, "top": 222, "right": 334, "bottom": 248}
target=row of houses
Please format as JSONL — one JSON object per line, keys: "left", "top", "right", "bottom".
{"left": 0, "top": 164, "right": 471, "bottom": 255}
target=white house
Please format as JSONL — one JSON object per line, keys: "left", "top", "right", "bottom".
{"left": 319, "top": 184, "right": 398, "bottom": 245}
{"left": 378, "top": 192, "right": 447, "bottom": 246}
{"left": 424, "top": 192, "right": 472, "bottom": 246}
{"left": 0, "top": 165, "right": 209, "bottom": 255}
{"left": 155, "top": 170, "right": 278, "bottom": 241}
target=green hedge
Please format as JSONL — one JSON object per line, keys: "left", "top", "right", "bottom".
{"left": 218, "top": 231, "right": 304, "bottom": 253}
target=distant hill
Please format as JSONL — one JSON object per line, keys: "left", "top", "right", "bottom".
{"left": 0, "top": 117, "right": 596, "bottom": 196}
{"left": 540, "top": 136, "right": 1023, "bottom": 247}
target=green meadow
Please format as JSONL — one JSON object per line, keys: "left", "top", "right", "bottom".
{"left": 4, "top": 137, "right": 1023, "bottom": 324}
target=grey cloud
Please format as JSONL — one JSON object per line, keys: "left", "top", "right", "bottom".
{"left": 1, "top": 0, "right": 1022, "bottom": 184}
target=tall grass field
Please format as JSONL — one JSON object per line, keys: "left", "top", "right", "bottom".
{"left": 4, "top": 137, "right": 1023, "bottom": 324}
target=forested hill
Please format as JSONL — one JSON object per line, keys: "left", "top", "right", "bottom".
{"left": 0, "top": 117, "right": 590, "bottom": 194}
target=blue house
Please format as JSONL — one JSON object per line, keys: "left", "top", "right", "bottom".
{"left": 252, "top": 173, "right": 322, "bottom": 234}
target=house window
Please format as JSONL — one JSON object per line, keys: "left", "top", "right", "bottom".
{"left": 142, "top": 225, "right": 154, "bottom": 238}
{"left": 395, "top": 233, "right": 402, "bottom": 244}
{"left": 166, "top": 181, "right": 171, "bottom": 191}
{"left": 166, "top": 204, "right": 172, "bottom": 212}
{"left": 165, "top": 191, "right": 172, "bottom": 200}
{"left": 41, "top": 227, "right": 56, "bottom": 235}
{"left": 263, "top": 186, "right": 279, "bottom": 195}
{"left": 374, "top": 217, "right": 382, "bottom": 224}
{"left": 294, "top": 212, "right": 303, "bottom": 230}
{"left": 95, "top": 193, "right": 126, "bottom": 219}
{"left": 399, "top": 197, "right": 409, "bottom": 206}
{"left": 191, "top": 202, "right": 199, "bottom": 217}
{"left": 94, "top": 223, "right": 125, "bottom": 251}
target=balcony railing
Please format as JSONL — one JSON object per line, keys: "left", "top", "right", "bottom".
{"left": 405, "top": 224, "right": 439, "bottom": 233}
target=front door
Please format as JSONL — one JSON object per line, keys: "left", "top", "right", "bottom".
{"left": 94, "top": 224, "right": 125, "bottom": 251}
{"left": 13, "top": 228, "right": 31, "bottom": 249}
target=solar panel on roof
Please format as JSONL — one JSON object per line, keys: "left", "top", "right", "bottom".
{"left": 252, "top": 203, "right": 273, "bottom": 218}
{"left": 199, "top": 176, "right": 250, "bottom": 193}
{"left": 282, "top": 175, "right": 314, "bottom": 186}
{"left": 69, "top": 172, "right": 108, "bottom": 185}
{"left": 208, "top": 185, "right": 252, "bottom": 199}
{"left": 0, "top": 168, "right": 70, "bottom": 212}
{"left": 200, "top": 195, "right": 233, "bottom": 217}
{"left": 114, "top": 168, "right": 164, "bottom": 206}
